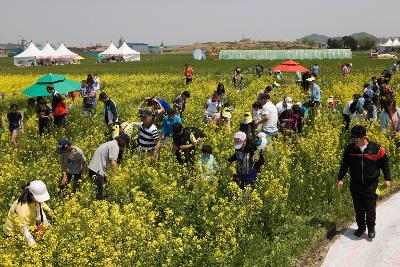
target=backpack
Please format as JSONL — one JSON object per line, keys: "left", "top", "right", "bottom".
{"left": 349, "top": 98, "right": 359, "bottom": 114}
{"left": 53, "top": 101, "right": 67, "bottom": 116}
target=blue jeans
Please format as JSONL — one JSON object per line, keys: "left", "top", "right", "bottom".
{"left": 84, "top": 103, "right": 96, "bottom": 116}
{"left": 264, "top": 130, "right": 278, "bottom": 145}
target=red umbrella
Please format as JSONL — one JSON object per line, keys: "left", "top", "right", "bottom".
{"left": 272, "top": 60, "right": 309, "bottom": 72}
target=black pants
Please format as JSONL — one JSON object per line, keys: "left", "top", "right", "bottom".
{"left": 54, "top": 114, "right": 66, "bottom": 127}
{"left": 60, "top": 173, "right": 81, "bottom": 193}
{"left": 39, "top": 123, "right": 51, "bottom": 136}
{"left": 350, "top": 183, "right": 378, "bottom": 230}
{"left": 89, "top": 169, "right": 107, "bottom": 200}
{"left": 185, "top": 77, "right": 192, "bottom": 84}
{"left": 342, "top": 114, "right": 351, "bottom": 130}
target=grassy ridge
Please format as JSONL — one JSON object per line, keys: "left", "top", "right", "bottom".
{"left": 0, "top": 52, "right": 397, "bottom": 76}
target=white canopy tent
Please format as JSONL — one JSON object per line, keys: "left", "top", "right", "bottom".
{"left": 100, "top": 42, "right": 118, "bottom": 56}
{"left": 54, "top": 43, "right": 78, "bottom": 59}
{"left": 193, "top": 48, "right": 206, "bottom": 60}
{"left": 391, "top": 38, "right": 400, "bottom": 47}
{"left": 36, "top": 43, "right": 57, "bottom": 59}
{"left": 114, "top": 42, "right": 140, "bottom": 61}
{"left": 13, "top": 42, "right": 40, "bottom": 66}
{"left": 378, "top": 38, "right": 400, "bottom": 52}
{"left": 381, "top": 39, "right": 393, "bottom": 47}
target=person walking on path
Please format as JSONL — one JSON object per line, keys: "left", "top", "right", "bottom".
{"left": 56, "top": 138, "right": 87, "bottom": 193}
{"left": 337, "top": 125, "right": 391, "bottom": 238}
{"left": 46, "top": 85, "right": 67, "bottom": 127}
{"left": 184, "top": 64, "right": 193, "bottom": 84}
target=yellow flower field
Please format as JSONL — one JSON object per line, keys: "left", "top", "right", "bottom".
{"left": 0, "top": 71, "right": 399, "bottom": 266}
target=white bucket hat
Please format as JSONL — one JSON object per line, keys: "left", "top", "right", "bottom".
{"left": 27, "top": 180, "right": 50, "bottom": 202}
{"left": 233, "top": 131, "right": 247, "bottom": 149}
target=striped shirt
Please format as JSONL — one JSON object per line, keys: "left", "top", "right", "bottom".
{"left": 138, "top": 123, "right": 160, "bottom": 149}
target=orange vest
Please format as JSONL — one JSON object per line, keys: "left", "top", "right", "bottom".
{"left": 185, "top": 67, "right": 193, "bottom": 77}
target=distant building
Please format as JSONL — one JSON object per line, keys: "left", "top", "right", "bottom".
{"left": 149, "top": 45, "right": 164, "bottom": 54}
{"left": 127, "top": 43, "right": 149, "bottom": 53}
{"left": 0, "top": 43, "right": 26, "bottom": 57}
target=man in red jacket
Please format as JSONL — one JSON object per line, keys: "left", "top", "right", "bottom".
{"left": 184, "top": 64, "right": 193, "bottom": 85}
{"left": 337, "top": 125, "right": 391, "bottom": 238}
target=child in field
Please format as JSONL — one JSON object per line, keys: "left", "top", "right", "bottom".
{"left": 7, "top": 104, "right": 23, "bottom": 147}
{"left": 198, "top": 145, "right": 219, "bottom": 181}
{"left": 37, "top": 99, "right": 52, "bottom": 136}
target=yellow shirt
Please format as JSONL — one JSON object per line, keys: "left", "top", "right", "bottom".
{"left": 3, "top": 200, "right": 51, "bottom": 236}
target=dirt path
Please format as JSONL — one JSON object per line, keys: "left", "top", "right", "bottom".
{"left": 321, "top": 192, "right": 400, "bottom": 267}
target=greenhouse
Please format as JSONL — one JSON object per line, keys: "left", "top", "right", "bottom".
{"left": 219, "top": 49, "right": 352, "bottom": 60}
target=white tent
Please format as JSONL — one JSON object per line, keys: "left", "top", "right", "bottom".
{"left": 36, "top": 43, "right": 57, "bottom": 59}
{"left": 381, "top": 39, "right": 393, "bottom": 47}
{"left": 193, "top": 48, "right": 206, "bottom": 60}
{"left": 115, "top": 42, "right": 140, "bottom": 61}
{"left": 391, "top": 38, "right": 400, "bottom": 47}
{"left": 100, "top": 42, "right": 118, "bottom": 56}
{"left": 54, "top": 43, "right": 78, "bottom": 59}
{"left": 13, "top": 42, "right": 40, "bottom": 66}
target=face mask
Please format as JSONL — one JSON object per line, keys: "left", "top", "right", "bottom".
{"left": 350, "top": 137, "right": 360, "bottom": 144}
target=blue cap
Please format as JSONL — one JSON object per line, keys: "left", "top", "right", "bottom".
{"left": 56, "top": 138, "right": 72, "bottom": 154}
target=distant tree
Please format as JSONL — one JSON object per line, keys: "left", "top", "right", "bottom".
{"left": 357, "top": 37, "right": 376, "bottom": 50}
{"left": 327, "top": 38, "right": 342, "bottom": 49}
{"left": 341, "top": 36, "right": 358, "bottom": 50}
{"left": 301, "top": 39, "right": 317, "bottom": 47}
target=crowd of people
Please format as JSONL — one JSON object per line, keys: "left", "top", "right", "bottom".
{"left": 2, "top": 61, "right": 399, "bottom": 244}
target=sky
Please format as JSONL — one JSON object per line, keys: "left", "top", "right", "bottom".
{"left": 1, "top": 0, "right": 399, "bottom": 47}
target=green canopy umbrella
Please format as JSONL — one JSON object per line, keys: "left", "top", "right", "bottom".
{"left": 22, "top": 74, "right": 81, "bottom": 97}
{"left": 36, "top": 74, "right": 65, "bottom": 83}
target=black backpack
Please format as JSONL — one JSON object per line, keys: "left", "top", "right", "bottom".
{"left": 349, "top": 99, "right": 359, "bottom": 114}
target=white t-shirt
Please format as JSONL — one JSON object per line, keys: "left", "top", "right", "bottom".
{"left": 360, "top": 144, "right": 367, "bottom": 153}
{"left": 88, "top": 140, "right": 119, "bottom": 176}
{"left": 342, "top": 100, "right": 353, "bottom": 116}
{"left": 205, "top": 99, "right": 221, "bottom": 116}
{"left": 94, "top": 77, "right": 100, "bottom": 90}
{"left": 261, "top": 101, "right": 278, "bottom": 133}
{"left": 275, "top": 101, "right": 292, "bottom": 116}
